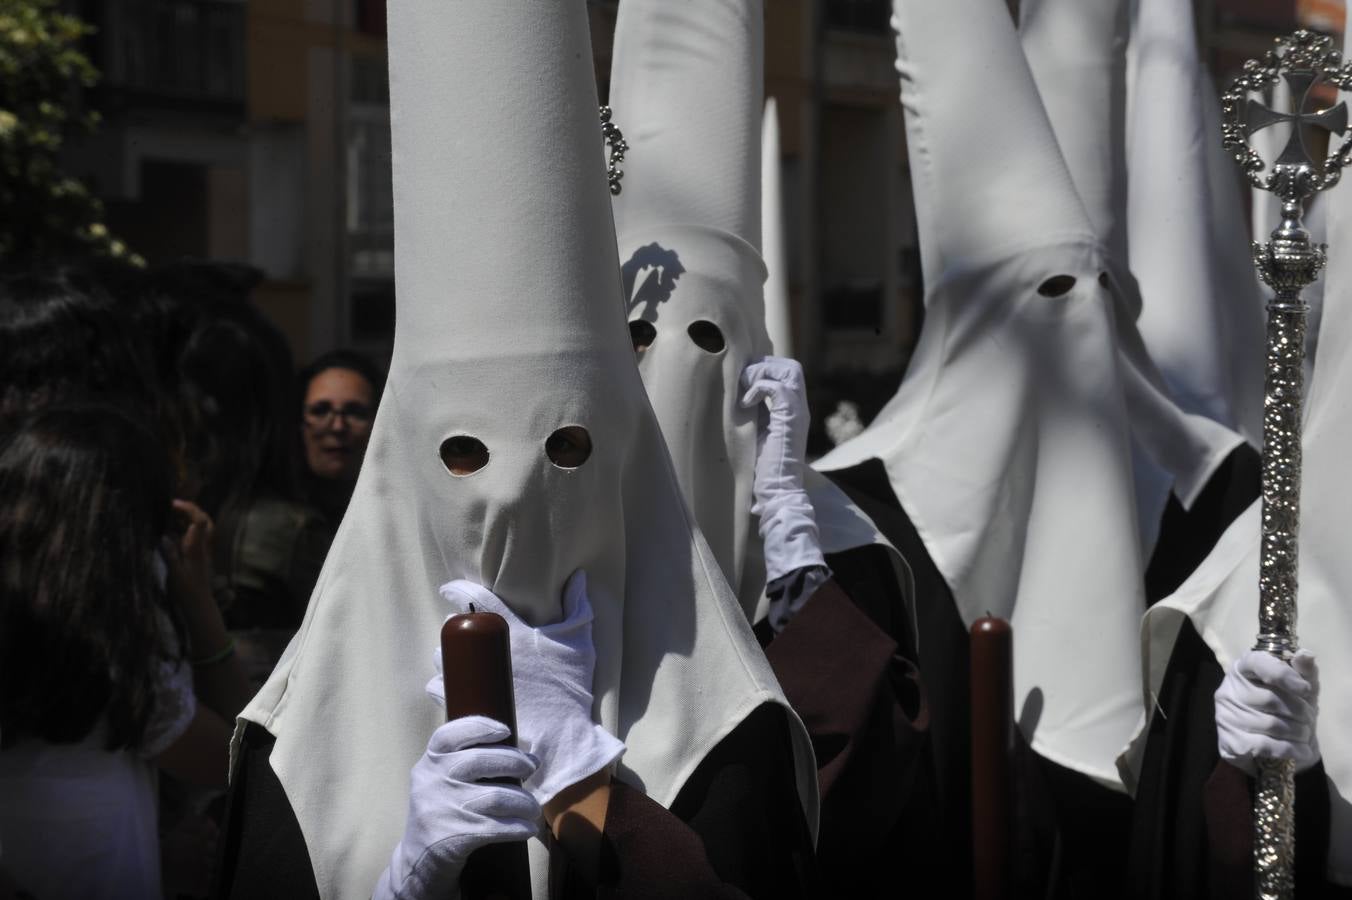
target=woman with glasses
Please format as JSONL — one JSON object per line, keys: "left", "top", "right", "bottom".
{"left": 297, "top": 349, "right": 383, "bottom": 525}
{"left": 209, "top": 349, "right": 385, "bottom": 686}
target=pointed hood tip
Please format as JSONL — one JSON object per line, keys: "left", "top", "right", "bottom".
{"left": 890, "top": 0, "right": 1096, "bottom": 285}
{"left": 388, "top": 1, "right": 627, "bottom": 368}
{"left": 609, "top": 0, "right": 764, "bottom": 251}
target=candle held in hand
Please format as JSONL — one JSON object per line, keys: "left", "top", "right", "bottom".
{"left": 440, "top": 609, "right": 531, "bottom": 900}
{"left": 441, "top": 610, "right": 519, "bottom": 741}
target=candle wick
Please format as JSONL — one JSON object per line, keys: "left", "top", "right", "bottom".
{"left": 469, "top": 602, "right": 477, "bottom": 614}
{"left": 986, "top": 610, "right": 993, "bottom": 619}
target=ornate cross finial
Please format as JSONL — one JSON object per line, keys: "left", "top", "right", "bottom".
{"left": 1222, "top": 30, "right": 1352, "bottom": 202}
{"left": 1244, "top": 70, "right": 1349, "bottom": 168}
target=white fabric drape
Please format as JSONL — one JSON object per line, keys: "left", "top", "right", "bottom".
{"left": 1124, "top": 0, "right": 1265, "bottom": 444}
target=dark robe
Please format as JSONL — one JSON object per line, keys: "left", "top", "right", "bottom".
{"left": 1127, "top": 619, "right": 1347, "bottom": 899}
{"left": 824, "top": 459, "right": 1064, "bottom": 897}
{"left": 754, "top": 544, "right": 942, "bottom": 894}
{"left": 1144, "top": 444, "right": 1261, "bottom": 606}
{"left": 823, "top": 445, "right": 1259, "bottom": 900}
{"left": 217, "top": 493, "right": 333, "bottom": 632}
{"left": 213, "top": 704, "right": 816, "bottom": 899}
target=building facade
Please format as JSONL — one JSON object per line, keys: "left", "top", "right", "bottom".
{"left": 65, "top": 0, "right": 1344, "bottom": 380}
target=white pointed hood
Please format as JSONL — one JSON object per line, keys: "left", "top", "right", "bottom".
{"left": 1123, "top": 28, "right": 1352, "bottom": 885}
{"left": 237, "top": 3, "right": 816, "bottom": 896}
{"left": 1019, "top": 0, "right": 1245, "bottom": 560}
{"left": 610, "top": 0, "right": 904, "bottom": 624}
{"left": 1019, "top": 0, "right": 1132, "bottom": 264}
{"left": 815, "top": 0, "right": 1147, "bottom": 787}
{"left": 762, "top": 97, "right": 793, "bottom": 358}
{"left": 609, "top": 0, "right": 772, "bottom": 619}
{"left": 1124, "top": 0, "right": 1265, "bottom": 444}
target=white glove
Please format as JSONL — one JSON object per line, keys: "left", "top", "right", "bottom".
{"left": 739, "top": 357, "right": 826, "bottom": 583}
{"left": 373, "top": 716, "right": 541, "bottom": 900}
{"left": 1215, "top": 649, "right": 1320, "bottom": 776}
{"left": 432, "top": 571, "right": 625, "bottom": 807}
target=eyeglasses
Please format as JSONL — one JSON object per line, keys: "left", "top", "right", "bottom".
{"left": 304, "top": 401, "right": 374, "bottom": 428}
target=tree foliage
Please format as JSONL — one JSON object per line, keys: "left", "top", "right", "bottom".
{"left": 0, "top": 0, "right": 142, "bottom": 268}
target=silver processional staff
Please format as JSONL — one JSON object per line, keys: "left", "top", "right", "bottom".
{"left": 1220, "top": 29, "right": 1352, "bottom": 900}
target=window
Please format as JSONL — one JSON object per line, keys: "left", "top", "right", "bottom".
{"left": 101, "top": 0, "right": 245, "bottom": 105}
{"left": 820, "top": 105, "right": 890, "bottom": 334}
{"left": 824, "top": 0, "right": 890, "bottom": 33}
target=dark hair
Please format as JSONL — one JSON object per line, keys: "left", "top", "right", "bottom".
{"left": 297, "top": 348, "right": 385, "bottom": 405}
{"left": 177, "top": 307, "right": 297, "bottom": 514}
{"left": 0, "top": 405, "right": 179, "bottom": 751}
{"left": 0, "top": 270, "right": 157, "bottom": 421}
{"left": 123, "top": 266, "right": 298, "bottom": 517}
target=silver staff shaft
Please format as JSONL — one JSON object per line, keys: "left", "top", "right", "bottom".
{"left": 1251, "top": 209, "right": 1321, "bottom": 900}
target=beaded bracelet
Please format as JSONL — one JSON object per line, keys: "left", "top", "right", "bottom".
{"left": 191, "top": 637, "right": 237, "bottom": 667}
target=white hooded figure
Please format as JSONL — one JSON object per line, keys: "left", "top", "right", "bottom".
{"left": 1019, "top": 0, "right": 1249, "bottom": 562}
{"left": 814, "top": 0, "right": 1148, "bottom": 793}
{"left": 1121, "top": 32, "right": 1349, "bottom": 891}
{"left": 227, "top": 2, "right": 817, "bottom": 898}
{"left": 609, "top": 0, "right": 904, "bottom": 632}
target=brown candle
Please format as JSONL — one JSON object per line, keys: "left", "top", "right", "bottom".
{"left": 440, "top": 610, "right": 531, "bottom": 900}
{"left": 970, "top": 616, "right": 1013, "bottom": 900}
{"left": 441, "top": 611, "right": 519, "bottom": 740}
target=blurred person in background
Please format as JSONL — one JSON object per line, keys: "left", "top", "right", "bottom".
{"left": 0, "top": 405, "right": 252, "bottom": 900}
{"left": 122, "top": 265, "right": 331, "bottom": 638}
{"left": 0, "top": 265, "right": 318, "bottom": 897}
{"left": 0, "top": 269, "right": 159, "bottom": 429}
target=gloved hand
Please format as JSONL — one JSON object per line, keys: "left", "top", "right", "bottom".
{"left": 740, "top": 357, "right": 826, "bottom": 583}
{"left": 1215, "top": 649, "right": 1320, "bottom": 776}
{"left": 431, "top": 571, "right": 625, "bottom": 808}
{"left": 372, "top": 716, "right": 540, "bottom": 900}
{"left": 765, "top": 565, "right": 833, "bottom": 634}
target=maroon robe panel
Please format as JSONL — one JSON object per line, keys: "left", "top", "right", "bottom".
{"left": 761, "top": 555, "right": 942, "bottom": 895}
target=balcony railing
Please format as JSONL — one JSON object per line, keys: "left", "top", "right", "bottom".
{"left": 99, "top": 0, "right": 246, "bottom": 107}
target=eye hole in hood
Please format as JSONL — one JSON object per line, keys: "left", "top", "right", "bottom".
{"left": 1037, "top": 274, "right": 1077, "bottom": 297}
{"left": 687, "top": 320, "right": 726, "bottom": 354}
{"left": 546, "top": 426, "right": 593, "bottom": 469}
{"left": 629, "top": 319, "right": 657, "bottom": 353}
{"left": 440, "top": 435, "right": 490, "bottom": 476}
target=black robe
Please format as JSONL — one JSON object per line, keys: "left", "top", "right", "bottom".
{"left": 823, "top": 444, "right": 1260, "bottom": 900}
{"left": 1143, "top": 444, "right": 1261, "bottom": 606}
{"left": 213, "top": 704, "right": 816, "bottom": 899}
{"left": 756, "top": 544, "right": 942, "bottom": 895}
